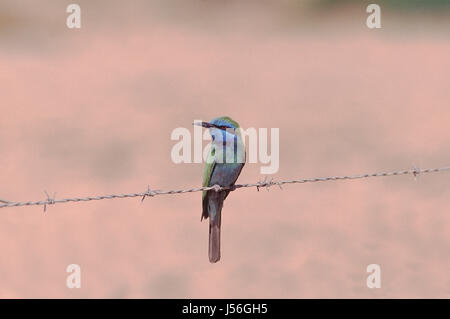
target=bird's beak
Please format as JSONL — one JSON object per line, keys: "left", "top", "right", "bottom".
{"left": 193, "top": 121, "right": 214, "bottom": 128}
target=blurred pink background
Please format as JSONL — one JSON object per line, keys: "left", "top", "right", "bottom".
{"left": 1, "top": 1, "right": 450, "bottom": 298}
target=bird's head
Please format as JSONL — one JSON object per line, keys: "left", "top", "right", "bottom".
{"left": 193, "top": 116, "right": 240, "bottom": 139}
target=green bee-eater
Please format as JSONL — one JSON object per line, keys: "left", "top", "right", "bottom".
{"left": 195, "top": 116, "right": 245, "bottom": 263}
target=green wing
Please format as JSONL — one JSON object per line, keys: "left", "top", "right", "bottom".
{"left": 202, "top": 146, "right": 216, "bottom": 200}
{"left": 201, "top": 146, "right": 216, "bottom": 220}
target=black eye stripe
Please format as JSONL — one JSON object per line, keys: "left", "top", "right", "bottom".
{"left": 212, "top": 124, "right": 234, "bottom": 130}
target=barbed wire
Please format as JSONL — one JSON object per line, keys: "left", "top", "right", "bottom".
{"left": 0, "top": 165, "right": 449, "bottom": 211}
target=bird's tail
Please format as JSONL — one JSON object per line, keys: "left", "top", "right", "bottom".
{"left": 208, "top": 192, "right": 225, "bottom": 263}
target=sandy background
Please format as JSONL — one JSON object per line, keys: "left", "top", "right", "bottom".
{"left": 0, "top": 0, "right": 450, "bottom": 298}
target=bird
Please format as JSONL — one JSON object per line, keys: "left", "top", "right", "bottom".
{"left": 194, "top": 116, "right": 246, "bottom": 263}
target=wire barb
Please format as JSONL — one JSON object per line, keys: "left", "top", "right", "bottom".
{"left": 141, "top": 185, "right": 154, "bottom": 203}
{"left": 0, "top": 165, "right": 449, "bottom": 210}
{"left": 412, "top": 165, "right": 420, "bottom": 180}
{"left": 43, "top": 191, "right": 56, "bottom": 213}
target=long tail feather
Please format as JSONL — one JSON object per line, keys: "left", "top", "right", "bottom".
{"left": 208, "top": 192, "right": 224, "bottom": 263}
{"left": 209, "top": 215, "right": 221, "bottom": 263}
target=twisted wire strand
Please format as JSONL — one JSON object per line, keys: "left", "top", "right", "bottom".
{"left": 0, "top": 166, "right": 449, "bottom": 210}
